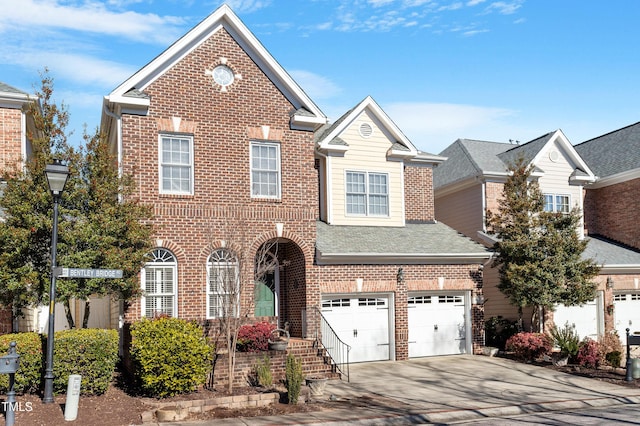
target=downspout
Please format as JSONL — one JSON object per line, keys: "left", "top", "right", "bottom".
{"left": 102, "top": 103, "right": 123, "bottom": 178}
{"left": 102, "top": 102, "right": 124, "bottom": 356}
{"left": 316, "top": 150, "right": 330, "bottom": 223}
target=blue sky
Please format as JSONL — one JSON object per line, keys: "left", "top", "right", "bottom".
{"left": 1, "top": 0, "right": 639, "bottom": 155}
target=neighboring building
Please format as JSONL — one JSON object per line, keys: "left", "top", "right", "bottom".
{"left": 433, "top": 129, "right": 640, "bottom": 340}
{"left": 101, "top": 5, "right": 490, "bottom": 366}
{"left": 0, "top": 81, "right": 34, "bottom": 334}
{"left": 576, "top": 123, "right": 640, "bottom": 338}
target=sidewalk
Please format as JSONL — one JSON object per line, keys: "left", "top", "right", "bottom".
{"left": 159, "top": 355, "right": 640, "bottom": 425}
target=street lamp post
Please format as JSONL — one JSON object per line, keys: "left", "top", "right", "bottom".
{"left": 43, "top": 159, "right": 70, "bottom": 403}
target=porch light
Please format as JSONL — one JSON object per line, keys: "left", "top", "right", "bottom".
{"left": 606, "top": 277, "right": 614, "bottom": 289}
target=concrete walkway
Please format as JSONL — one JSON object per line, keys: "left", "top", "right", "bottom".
{"left": 162, "top": 355, "right": 640, "bottom": 425}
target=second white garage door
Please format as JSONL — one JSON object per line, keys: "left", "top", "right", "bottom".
{"left": 321, "top": 295, "right": 391, "bottom": 363}
{"left": 408, "top": 292, "right": 470, "bottom": 357}
{"left": 553, "top": 293, "right": 603, "bottom": 341}
{"left": 614, "top": 292, "right": 640, "bottom": 339}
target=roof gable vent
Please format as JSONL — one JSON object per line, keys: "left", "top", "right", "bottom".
{"left": 359, "top": 122, "right": 373, "bottom": 138}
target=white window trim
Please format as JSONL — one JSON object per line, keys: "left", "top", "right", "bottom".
{"left": 141, "top": 248, "right": 178, "bottom": 318}
{"left": 543, "top": 193, "right": 571, "bottom": 213}
{"left": 158, "top": 134, "right": 194, "bottom": 195}
{"left": 344, "top": 170, "right": 390, "bottom": 217}
{"left": 206, "top": 249, "right": 240, "bottom": 319}
{"left": 250, "top": 140, "right": 281, "bottom": 199}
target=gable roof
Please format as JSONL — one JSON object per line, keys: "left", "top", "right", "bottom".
{"left": 434, "top": 130, "right": 595, "bottom": 191}
{"left": 316, "top": 220, "right": 490, "bottom": 264}
{"left": 103, "top": 4, "right": 326, "bottom": 130}
{"left": 583, "top": 235, "right": 640, "bottom": 273}
{"left": 574, "top": 121, "right": 640, "bottom": 187}
{"left": 314, "top": 96, "right": 445, "bottom": 163}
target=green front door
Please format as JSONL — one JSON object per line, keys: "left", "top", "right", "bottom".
{"left": 255, "top": 272, "right": 275, "bottom": 317}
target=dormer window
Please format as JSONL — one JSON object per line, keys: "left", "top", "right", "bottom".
{"left": 346, "top": 171, "right": 388, "bottom": 216}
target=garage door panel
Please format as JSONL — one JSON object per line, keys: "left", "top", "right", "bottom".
{"left": 322, "top": 296, "right": 390, "bottom": 363}
{"left": 554, "top": 300, "right": 598, "bottom": 340}
{"left": 614, "top": 293, "right": 640, "bottom": 338}
{"left": 408, "top": 293, "right": 467, "bottom": 358}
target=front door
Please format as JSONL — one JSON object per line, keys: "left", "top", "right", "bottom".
{"left": 255, "top": 272, "right": 275, "bottom": 317}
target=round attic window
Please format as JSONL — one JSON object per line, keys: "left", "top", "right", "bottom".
{"left": 359, "top": 123, "right": 373, "bottom": 138}
{"left": 212, "top": 65, "right": 234, "bottom": 87}
{"left": 549, "top": 150, "right": 560, "bottom": 162}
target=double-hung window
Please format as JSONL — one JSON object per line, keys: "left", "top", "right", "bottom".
{"left": 346, "top": 171, "right": 389, "bottom": 216}
{"left": 141, "top": 248, "right": 177, "bottom": 318}
{"left": 207, "top": 249, "right": 239, "bottom": 318}
{"left": 543, "top": 194, "right": 570, "bottom": 213}
{"left": 250, "top": 141, "right": 280, "bottom": 199}
{"left": 160, "top": 135, "right": 193, "bottom": 194}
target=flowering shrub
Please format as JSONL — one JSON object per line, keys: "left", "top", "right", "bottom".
{"left": 237, "top": 321, "right": 276, "bottom": 352}
{"left": 598, "top": 331, "right": 623, "bottom": 367}
{"left": 505, "top": 332, "right": 552, "bottom": 361}
{"left": 576, "top": 338, "right": 600, "bottom": 368}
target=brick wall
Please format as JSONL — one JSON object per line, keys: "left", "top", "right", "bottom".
{"left": 404, "top": 164, "right": 435, "bottom": 222}
{"left": 0, "top": 107, "right": 23, "bottom": 175}
{"left": 584, "top": 179, "right": 640, "bottom": 249}
{"left": 119, "top": 28, "right": 319, "bottom": 327}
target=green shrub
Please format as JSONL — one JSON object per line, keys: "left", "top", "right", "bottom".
{"left": 130, "top": 317, "right": 213, "bottom": 398}
{"left": 285, "top": 354, "right": 304, "bottom": 405}
{"left": 549, "top": 322, "right": 580, "bottom": 358}
{"left": 253, "top": 355, "right": 273, "bottom": 388}
{"left": 485, "top": 316, "right": 519, "bottom": 350}
{"left": 52, "top": 329, "right": 119, "bottom": 395}
{"left": 605, "top": 351, "right": 622, "bottom": 368}
{"left": 0, "top": 333, "right": 42, "bottom": 394}
{"left": 599, "top": 331, "right": 623, "bottom": 367}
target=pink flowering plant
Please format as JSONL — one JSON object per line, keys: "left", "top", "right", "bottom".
{"left": 505, "top": 332, "right": 552, "bottom": 362}
{"left": 237, "top": 321, "right": 276, "bottom": 352}
{"left": 576, "top": 338, "right": 600, "bottom": 368}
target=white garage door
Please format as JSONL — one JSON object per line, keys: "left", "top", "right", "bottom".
{"left": 321, "top": 296, "right": 390, "bottom": 363}
{"left": 614, "top": 292, "right": 640, "bottom": 339}
{"left": 408, "top": 293, "right": 468, "bottom": 357}
{"left": 553, "top": 298, "right": 600, "bottom": 341}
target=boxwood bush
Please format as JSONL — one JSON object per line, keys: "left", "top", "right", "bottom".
{"left": 0, "top": 332, "right": 43, "bottom": 394}
{"left": 52, "top": 329, "right": 119, "bottom": 395}
{"left": 130, "top": 317, "right": 213, "bottom": 398}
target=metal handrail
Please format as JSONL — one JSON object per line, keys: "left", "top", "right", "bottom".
{"left": 305, "top": 306, "right": 351, "bottom": 382}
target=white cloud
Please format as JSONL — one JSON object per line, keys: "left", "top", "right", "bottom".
{"left": 467, "top": 0, "right": 487, "bottom": 5}
{"left": 0, "top": 0, "right": 186, "bottom": 44}
{"left": 222, "top": 0, "right": 272, "bottom": 13}
{"left": 485, "top": 1, "right": 524, "bottom": 15}
{"left": 382, "top": 102, "right": 520, "bottom": 153}
{"left": 288, "top": 70, "right": 342, "bottom": 100}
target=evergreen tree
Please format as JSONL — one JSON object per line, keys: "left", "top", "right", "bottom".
{"left": 488, "top": 157, "right": 600, "bottom": 331}
{"left": 0, "top": 71, "right": 154, "bottom": 328}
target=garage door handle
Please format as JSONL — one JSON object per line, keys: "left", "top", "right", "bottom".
{"left": 353, "top": 329, "right": 358, "bottom": 338}
{"left": 434, "top": 324, "right": 438, "bottom": 331}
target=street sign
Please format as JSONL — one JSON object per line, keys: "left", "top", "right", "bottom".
{"left": 55, "top": 268, "right": 123, "bottom": 279}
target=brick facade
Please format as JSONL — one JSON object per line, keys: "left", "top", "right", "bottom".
{"left": 584, "top": 179, "right": 640, "bottom": 250}
{"left": 118, "top": 28, "right": 319, "bottom": 331}
{"left": 404, "top": 164, "right": 436, "bottom": 222}
{"left": 0, "top": 108, "right": 23, "bottom": 173}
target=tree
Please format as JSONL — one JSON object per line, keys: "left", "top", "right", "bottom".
{"left": 487, "top": 157, "right": 600, "bottom": 331}
{"left": 0, "top": 71, "right": 154, "bottom": 328}
{"left": 205, "top": 221, "right": 279, "bottom": 394}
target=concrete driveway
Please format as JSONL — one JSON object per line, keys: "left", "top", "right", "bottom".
{"left": 170, "top": 355, "right": 640, "bottom": 425}
{"left": 320, "top": 355, "right": 640, "bottom": 424}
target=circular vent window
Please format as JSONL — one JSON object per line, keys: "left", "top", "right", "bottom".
{"left": 359, "top": 123, "right": 373, "bottom": 138}
{"left": 549, "top": 150, "right": 560, "bottom": 162}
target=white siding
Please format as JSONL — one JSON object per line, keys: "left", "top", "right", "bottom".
{"left": 328, "top": 111, "right": 404, "bottom": 226}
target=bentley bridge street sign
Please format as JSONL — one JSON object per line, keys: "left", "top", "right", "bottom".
{"left": 55, "top": 268, "right": 123, "bottom": 279}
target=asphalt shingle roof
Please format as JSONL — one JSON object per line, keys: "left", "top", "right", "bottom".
{"left": 0, "top": 82, "right": 28, "bottom": 95}
{"left": 574, "top": 122, "right": 640, "bottom": 178}
{"left": 584, "top": 235, "right": 640, "bottom": 267}
{"left": 316, "top": 220, "right": 490, "bottom": 258}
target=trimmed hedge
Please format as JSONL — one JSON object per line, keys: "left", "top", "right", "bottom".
{"left": 130, "top": 317, "right": 213, "bottom": 398}
{"left": 0, "top": 332, "right": 42, "bottom": 394}
{"left": 52, "top": 329, "right": 119, "bottom": 395}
